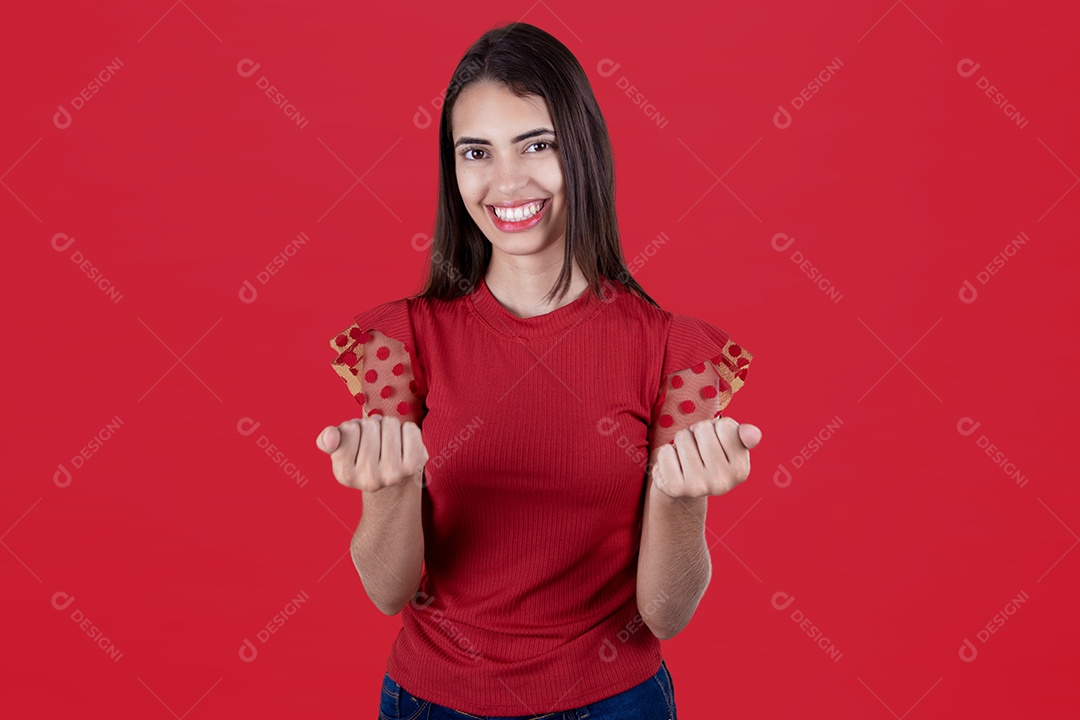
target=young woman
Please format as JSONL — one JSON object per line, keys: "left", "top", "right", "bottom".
{"left": 317, "top": 22, "right": 759, "bottom": 720}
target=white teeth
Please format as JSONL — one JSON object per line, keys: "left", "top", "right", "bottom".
{"left": 493, "top": 201, "right": 543, "bottom": 222}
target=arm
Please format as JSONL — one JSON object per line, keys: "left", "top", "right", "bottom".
{"left": 636, "top": 444, "right": 712, "bottom": 641}
{"left": 636, "top": 418, "right": 762, "bottom": 639}
{"left": 351, "top": 479, "right": 425, "bottom": 616}
{"left": 326, "top": 307, "right": 429, "bottom": 615}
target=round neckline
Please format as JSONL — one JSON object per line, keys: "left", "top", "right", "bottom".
{"left": 469, "top": 274, "right": 605, "bottom": 339}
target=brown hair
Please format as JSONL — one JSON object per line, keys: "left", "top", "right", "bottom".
{"left": 414, "top": 22, "right": 660, "bottom": 309}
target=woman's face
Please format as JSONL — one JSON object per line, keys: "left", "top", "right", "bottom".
{"left": 451, "top": 80, "right": 567, "bottom": 261}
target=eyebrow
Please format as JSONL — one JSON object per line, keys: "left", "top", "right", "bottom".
{"left": 454, "top": 127, "right": 556, "bottom": 147}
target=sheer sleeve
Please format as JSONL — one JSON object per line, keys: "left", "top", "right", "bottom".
{"left": 327, "top": 298, "right": 428, "bottom": 425}
{"left": 648, "top": 313, "right": 754, "bottom": 448}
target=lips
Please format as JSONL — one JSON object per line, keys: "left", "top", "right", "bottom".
{"left": 487, "top": 198, "right": 547, "bottom": 208}
{"left": 486, "top": 197, "right": 550, "bottom": 232}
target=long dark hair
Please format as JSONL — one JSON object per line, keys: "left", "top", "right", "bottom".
{"left": 414, "top": 22, "right": 660, "bottom": 309}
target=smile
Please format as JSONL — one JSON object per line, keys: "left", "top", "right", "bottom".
{"left": 486, "top": 198, "right": 550, "bottom": 232}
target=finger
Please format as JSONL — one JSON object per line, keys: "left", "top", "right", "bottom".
{"left": 331, "top": 420, "right": 361, "bottom": 481}
{"left": 672, "top": 427, "right": 704, "bottom": 479}
{"left": 401, "top": 421, "right": 429, "bottom": 482}
{"left": 738, "top": 423, "right": 762, "bottom": 450}
{"left": 401, "top": 421, "right": 429, "bottom": 468}
{"left": 316, "top": 425, "right": 339, "bottom": 453}
{"left": 356, "top": 417, "right": 381, "bottom": 476}
{"left": 691, "top": 420, "right": 727, "bottom": 473}
{"left": 652, "top": 442, "right": 683, "bottom": 492}
{"left": 381, "top": 416, "right": 403, "bottom": 473}
{"left": 714, "top": 417, "right": 751, "bottom": 480}
{"left": 713, "top": 416, "right": 744, "bottom": 461}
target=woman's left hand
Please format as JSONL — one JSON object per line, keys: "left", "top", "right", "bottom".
{"left": 651, "top": 417, "right": 762, "bottom": 499}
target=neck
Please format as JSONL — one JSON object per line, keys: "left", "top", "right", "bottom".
{"left": 484, "top": 252, "right": 589, "bottom": 319}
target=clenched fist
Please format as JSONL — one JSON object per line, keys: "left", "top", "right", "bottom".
{"left": 652, "top": 416, "right": 762, "bottom": 499}
{"left": 316, "top": 416, "right": 430, "bottom": 492}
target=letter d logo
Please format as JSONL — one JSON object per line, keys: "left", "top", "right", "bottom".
{"left": 54, "top": 105, "right": 72, "bottom": 130}
{"left": 771, "top": 591, "right": 795, "bottom": 611}
{"left": 956, "top": 59, "right": 981, "bottom": 78}
{"left": 239, "top": 638, "right": 258, "bottom": 662}
{"left": 773, "top": 105, "right": 792, "bottom": 130}
{"left": 959, "top": 279, "right": 978, "bottom": 304}
{"left": 52, "top": 591, "right": 76, "bottom": 611}
{"left": 414, "top": 105, "right": 432, "bottom": 130}
{"left": 239, "top": 279, "right": 258, "bottom": 304}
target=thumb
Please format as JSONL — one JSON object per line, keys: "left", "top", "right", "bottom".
{"left": 316, "top": 426, "right": 339, "bottom": 453}
{"left": 738, "top": 423, "right": 762, "bottom": 450}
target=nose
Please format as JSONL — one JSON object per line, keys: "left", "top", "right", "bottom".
{"left": 493, "top": 152, "right": 528, "bottom": 196}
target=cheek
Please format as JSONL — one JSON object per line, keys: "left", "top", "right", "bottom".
{"left": 538, "top": 162, "right": 565, "bottom": 196}
{"left": 456, "top": 169, "right": 483, "bottom": 203}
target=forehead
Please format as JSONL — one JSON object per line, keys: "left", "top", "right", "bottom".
{"left": 451, "top": 81, "right": 553, "bottom": 138}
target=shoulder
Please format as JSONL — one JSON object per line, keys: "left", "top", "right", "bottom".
{"left": 595, "top": 278, "right": 750, "bottom": 363}
{"left": 345, "top": 298, "right": 417, "bottom": 349}
{"left": 327, "top": 297, "right": 429, "bottom": 419}
{"left": 659, "top": 310, "right": 751, "bottom": 379}
{"left": 645, "top": 305, "right": 755, "bottom": 446}
{"left": 598, "top": 275, "right": 670, "bottom": 331}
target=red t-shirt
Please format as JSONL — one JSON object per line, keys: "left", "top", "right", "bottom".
{"left": 328, "top": 274, "right": 753, "bottom": 715}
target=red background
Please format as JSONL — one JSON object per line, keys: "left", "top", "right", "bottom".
{"left": 4, "top": 1, "right": 1078, "bottom": 717}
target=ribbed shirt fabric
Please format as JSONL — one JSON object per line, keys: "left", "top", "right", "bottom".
{"left": 328, "top": 274, "right": 753, "bottom": 715}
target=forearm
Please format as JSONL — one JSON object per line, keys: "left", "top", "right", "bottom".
{"left": 351, "top": 480, "right": 424, "bottom": 615}
{"left": 636, "top": 481, "right": 712, "bottom": 640}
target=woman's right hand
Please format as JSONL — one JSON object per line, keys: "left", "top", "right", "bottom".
{"left": 316, "top": 416, "right": 430, "bottom": 492}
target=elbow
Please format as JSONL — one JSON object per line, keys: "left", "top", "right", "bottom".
{"left": 636, "top": 592, "right": 685, "bottom": 641}
{"left": 357, "top": 576, "right": 410, "bottom": 616}
{"left": 648, "top": 623, "right": 675, "bottom": 641}
{"left": 368, "top": 585, "right": 419, "bottom": 616}
{"left": 641, "top": 569, "right": 711, "bottom": 641}
{"left": 646, "top": 618, "right": 683, "bottom": 641}
{"left": 373, "top": 583, "right": 429, "bottom": 616}
{"left": 375, "top": 599, "right": 405, "bottom": 616}
{"left": 353, "top": 550, "right": 423, "bottom": 617}
{"left": 370, "top": 588, "right": 414, "bottom": 616}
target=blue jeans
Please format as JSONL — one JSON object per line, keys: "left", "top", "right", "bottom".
{"left": 377, "top": 660, "right": 677, "bottom": 720}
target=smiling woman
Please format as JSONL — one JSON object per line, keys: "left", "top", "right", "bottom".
{"left": 419, "top": 23, "right": 652, "bottom": 318}
{"left": 452, "top": 86, "right": 564, "bottom": 243}
{"left": 320, "top": 20, "right": 758, "bottom": 720}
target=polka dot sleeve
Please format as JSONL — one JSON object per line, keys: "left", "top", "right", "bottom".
{"left": 327, "top": 299, "right": 428, "bottom": 424}
{"left": 648, "top": 313, "right": 754, "bottom": 448}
